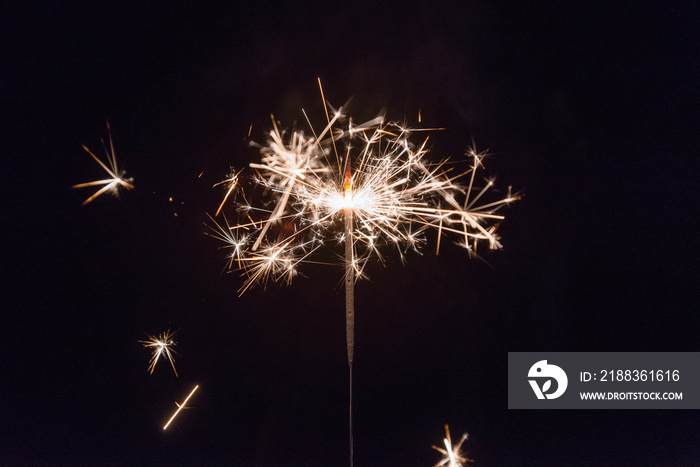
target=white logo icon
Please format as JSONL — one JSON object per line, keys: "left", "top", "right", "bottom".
{"left": 528, "top": 360, "right": 568, "bottom": 399}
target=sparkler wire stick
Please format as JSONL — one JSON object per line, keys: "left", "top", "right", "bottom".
{"left": 163, "top": 384, "right": 199, "bottom": 430}
{"left": 321, "top": 75, "right": 357, "bottom": 466}
{"left": 343, "top": 155, "right": 355, "bottom": 467}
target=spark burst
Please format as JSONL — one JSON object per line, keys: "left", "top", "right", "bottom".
{"left": 432, "top": 425, "right": 473, "bottom": 467}
{"left": 213, "top": 167, "right": 242, "bottom": 216}
{"left": 210, "top": 103, "right": 518, "bottom": 295}
{"left": 72, "top": 121, "right": 134, "bottom": 205}
{"left": 140, "top": 330, "right": 179, "bottom": 377}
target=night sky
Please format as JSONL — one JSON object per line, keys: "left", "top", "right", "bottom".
{"left": 2, "top": 1, "right": 699, "bottom": 466}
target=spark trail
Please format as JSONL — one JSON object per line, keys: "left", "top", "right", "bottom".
{"left": 163, "top": 385, "right": 199, "bottom": 430}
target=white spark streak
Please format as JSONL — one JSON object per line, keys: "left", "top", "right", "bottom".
{"left": 163, "top": 385, "right": 199, "bottom": 430}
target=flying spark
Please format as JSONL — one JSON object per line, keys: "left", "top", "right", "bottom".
{"left": 163, "top": 384, "right": 199, "bottom": 430}
{"left": 432, "top": 425, "right": 473, "bottom": 467}
{"left": 140, "top": 330, "right": 179, "bottom": 377}
{"left": 72, "top": 121, "right": 134, "bottom": 205}
{"left": 213, "top": 167, "right": 242, "bottom": 216}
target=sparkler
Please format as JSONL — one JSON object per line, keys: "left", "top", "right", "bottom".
{"left": 72, "top": 121, "right": 134, "bottom": 205}
{"left": 163, "top": 384, "right": 199, "bottom": 430}
{"left": 432, "top": 425, "right": 473, "bottom": 467}
{"left": 210, "top": 81, "right": 518, "bottom": 466}
{"left": 140, "top": 330, "right": 179, "bottom": 377}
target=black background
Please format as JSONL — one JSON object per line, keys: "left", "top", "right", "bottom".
{"left": 2, "top": 1, "right": 699, "bottom": 465}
